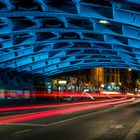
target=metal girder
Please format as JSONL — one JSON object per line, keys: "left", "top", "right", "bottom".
{"left": 0, "top": 0, "right": 140, "bottom": 76}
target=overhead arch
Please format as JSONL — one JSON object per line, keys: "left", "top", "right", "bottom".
{"left": 0, "top": 0, "right": 140, "bottom": 76}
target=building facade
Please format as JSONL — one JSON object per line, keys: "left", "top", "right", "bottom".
{"left": 91, "top": 68, "right": 120, "bottom": 85}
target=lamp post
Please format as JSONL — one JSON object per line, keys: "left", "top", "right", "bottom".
{"left": 128, "top": 69, "right": 132, "bottom": 92}
{"left": 128, "top": 69, "right": 132, "bottom": 83}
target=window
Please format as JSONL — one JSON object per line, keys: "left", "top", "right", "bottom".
{"left": 106, "top": 75, "right": 110, "bottom": 83}
{"left": 107, "top": 69, "right": 110, "bottom": 73}
{"left": 112, "top": 75, "right": 114, "bottom": 82}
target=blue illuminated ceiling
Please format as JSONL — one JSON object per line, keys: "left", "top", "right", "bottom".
{"left": 0, "top": 0, "right": 140, "bottom": 76}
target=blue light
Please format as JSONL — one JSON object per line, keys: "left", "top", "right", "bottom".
{"left": 0, "top": 0, "right": 139, "bottom": 76}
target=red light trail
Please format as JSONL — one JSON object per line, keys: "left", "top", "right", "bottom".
{"left": 0, "top": 97, "right": 127, "bottom": 112}
{"left": 0, "top": 98, "right": 135, "bottom": 125}
{"left": 4, "top": 91, "right": 128, "bottom": 98}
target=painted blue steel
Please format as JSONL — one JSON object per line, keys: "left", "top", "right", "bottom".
{"left": 0, "top": 0, "right": 140, "bottom": 76}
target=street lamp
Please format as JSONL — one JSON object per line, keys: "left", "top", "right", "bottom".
{"left": 127, "top": 69, "right": 132, "bottom": 91}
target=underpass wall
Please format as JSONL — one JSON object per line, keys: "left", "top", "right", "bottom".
{"left": 0, "top": 69, "right": 36, "bottom": 106}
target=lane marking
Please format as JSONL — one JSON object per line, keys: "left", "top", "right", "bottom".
{"left": 0, "top": 98, "right": 134, "bottom": 124}
{"left": 110, "top": 124, "right": 124, "bottom": 129}
{"left": 43, "top": 107, "right": 116, "bottom": 127}
{"left": 6, "top": 100, "right": 137, "bottom": 128}
{"left": 115, "top": 103, "right": 127, "bottom": 107}
{"left": 133, "top": 99, "right": 140, "bottom": 103}
{"left": 124, "top": 120, "right": 140, "bottom": 140}
{"left": 14, "top": 129, "right": 31, "bottom": 134}
{"left": 114, "top": 99, "right": 140, "bottom": 108}
{"left": 37, "top": 99, "right": 137, "bottom": 127}
{"left": 1, "top": 112, "right": 13, "bottom": 114}
{"left": 6, "top": 107, "right": 115, "bottom": 127}
{"left": 7, "top": 123, "right": 46, "bottom": 127}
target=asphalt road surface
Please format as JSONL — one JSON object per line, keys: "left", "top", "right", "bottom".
{"left": 0, "top": 98, "right": 140, "bottom": 140}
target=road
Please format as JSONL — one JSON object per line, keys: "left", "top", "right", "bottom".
{"left": 0, "top": 98, "right": 140, "bottom": 140}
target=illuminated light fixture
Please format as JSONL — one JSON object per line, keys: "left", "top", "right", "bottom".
{"left": 111, "top": 82, "right": 115, "bottom": 86}
{"left": 128, "top": 68, "right": 132, "bottom": 72}
{"left": 99, "top": 20, "right": 109, "bottom": 24}
{"left": 101, "top": 84, "right": 104, "bottom": 88}
{"left": 58, "top": 80, "right": 67, "bottom": 84}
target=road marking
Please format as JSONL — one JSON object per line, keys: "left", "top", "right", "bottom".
{"left": 110, "top": 124, "right": 124, "bottom": 129}
{"left": 124, "top": 120, "right": 140, "bottom": 140}
{"left": 133, "top": 99, "right": 140, "bottom": 103}
{"left": 5, "top": 100, "right": 137, "bottom": 128}
{"left": 1, "top": 111, "right": 13, "bottom": 114}
{"left": 6, "top": 107, "right": 115, "bottom": 127}
{"left": 114, "top": 99, "right": 140, "bottom": 108}
{"left": 110, "top": 120, "right": 115, "bottom": 123}
{"left": 7, "top": 123, "right": 46, "bottom": 127}
{"left": 115, "top": 103, "right": 127, "bottom": 107}
{"left": 44, "top": 107, "right": 115, "bottom": 127}
{"left": 14, "top": 129, "right": 31, "bottom": 134}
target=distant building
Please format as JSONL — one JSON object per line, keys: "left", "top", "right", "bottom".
{"left": 104, "top": 68, "right": 120, "bottom": 84}
{"left": 90, "top": 68, "right": 120, "bottom": 85}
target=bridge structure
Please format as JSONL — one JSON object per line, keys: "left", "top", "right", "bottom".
{"left": 0, "top": 0, "right": 140, "bottom": 77}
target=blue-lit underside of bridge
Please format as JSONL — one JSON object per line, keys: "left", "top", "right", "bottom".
{"left": 0, "top": 0, "right": 140, "bottom": 76}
